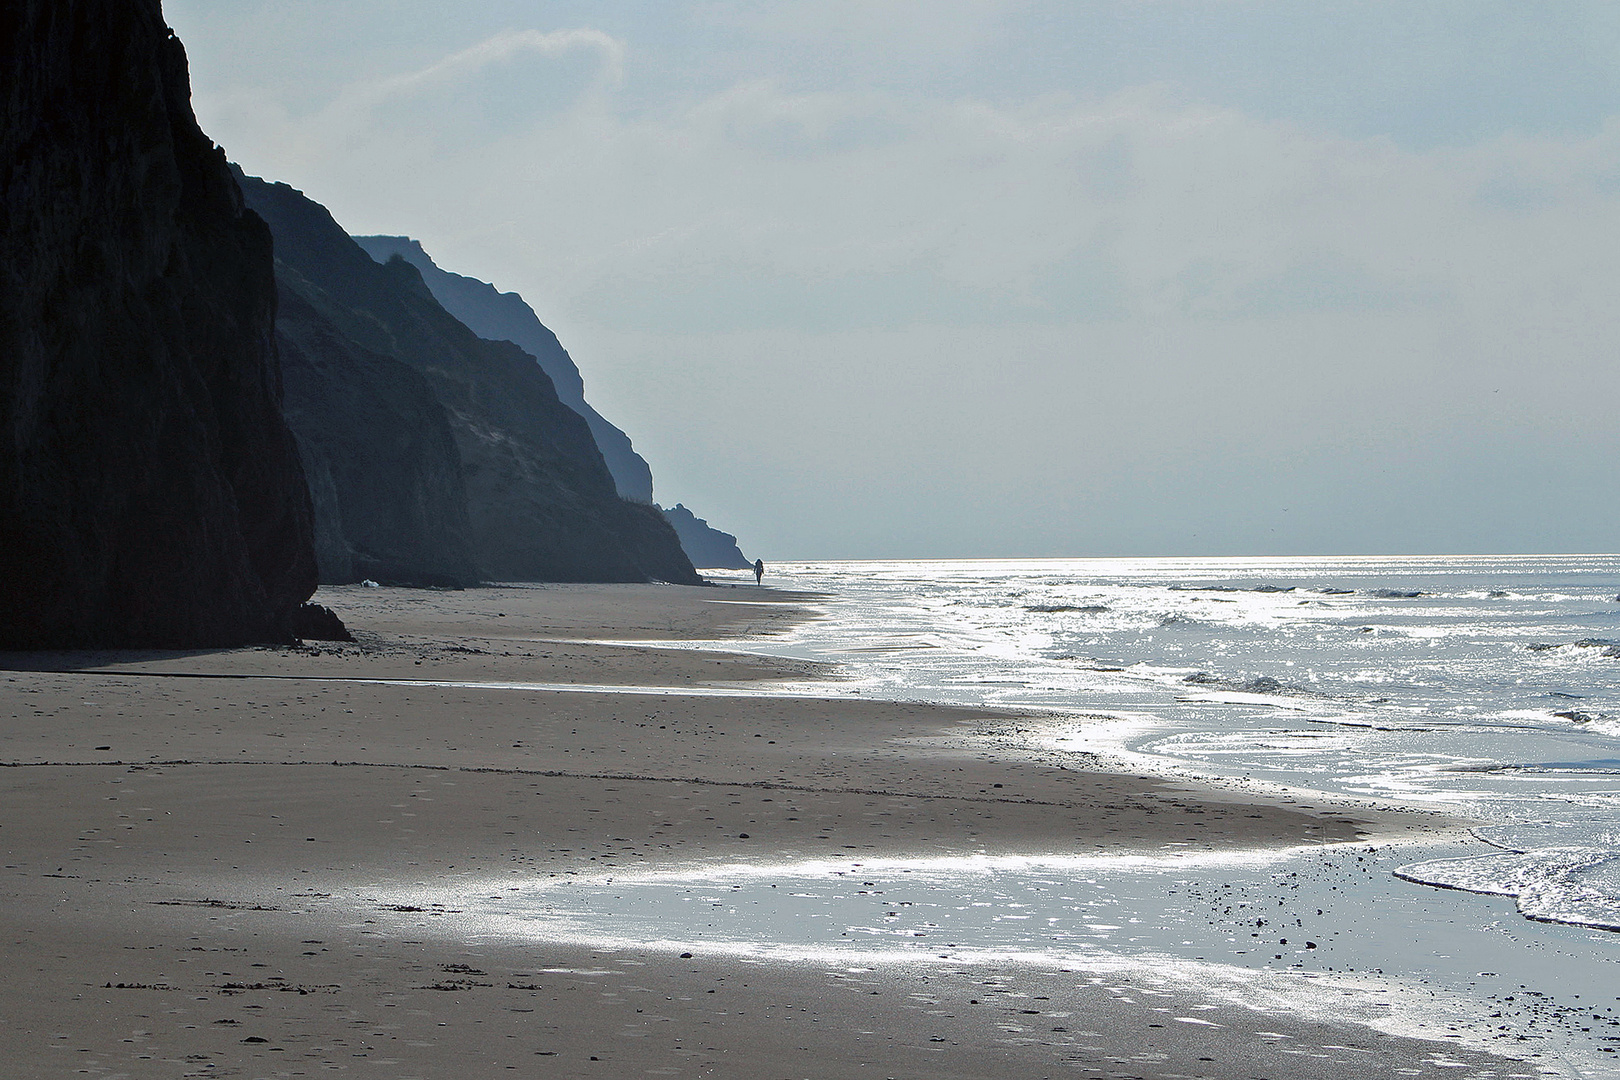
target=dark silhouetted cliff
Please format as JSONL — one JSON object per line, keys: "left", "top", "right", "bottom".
{"left": 353, "top": 237, "right": 756, "bottom": 571}
{"left": 0, "top": 0, "right": 317, "bottom": 648}
{"left": 352, "top": 235, "right": 655, "bottom": 505}
{"left": 237, "top": 176, "right": 699, "bottom": 586}
{"left": 274, "top": 278, "right": 478, "bottom": 586}
{"left": 661, "top": 504, "right": 752, "bottom": 569}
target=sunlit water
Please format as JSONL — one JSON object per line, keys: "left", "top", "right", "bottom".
{"left": 481, "top": 557, "right": 1620, "bottom": 1071}
{"left": 732, "top": 556, "right": 1620, "bottom": 929}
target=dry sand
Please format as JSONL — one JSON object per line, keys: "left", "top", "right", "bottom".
{"left": 0, "top": 583, "right": 1529, "bottom": 1078}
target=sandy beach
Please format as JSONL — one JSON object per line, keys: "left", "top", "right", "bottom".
{"left": 0, "top": 583, "right": 1532, "bottom": 1078}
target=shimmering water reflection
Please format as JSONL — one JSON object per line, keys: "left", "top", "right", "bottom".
{"left": 493, "top": 847, "right": 1618, "bottom": 997}
{"left": 713, "top": 557, "right": 1620, "bottom": 932}
{"left": 461, "top": 843, "right": 1620, "bottom": 1070}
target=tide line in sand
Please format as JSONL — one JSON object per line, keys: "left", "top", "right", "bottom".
{"left": 49, "top": 667, "right": 835, "bottom": 698}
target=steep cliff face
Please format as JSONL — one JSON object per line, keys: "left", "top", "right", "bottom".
{"left": 238, "top": 176, "right": 700, "bottom": 586}
{"left": 0, "top": 0, "right": 317, "bottom": 648}
{"left": 661, "top": 504, "right": 752, "bottom": 569}
{"left": 352, "top": 235, "right": 655, "bottom": 505}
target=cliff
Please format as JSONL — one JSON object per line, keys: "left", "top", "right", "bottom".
{"left": 0, "top": 0, "right": 317, "bottom": 648}
{"left": 352, "top": 235, "right": 655, "bottom": 504}
{"left": 237, "top": 176, "right": 700, "bottom": 586}
{"left": 352, "top": 236, "right": 755, "bottom": 571}
{"left": 274, "top": 278, "right": 478, "bottom": 587}
{"left": 661, "top": 504, "right": 752, "bottom": 570}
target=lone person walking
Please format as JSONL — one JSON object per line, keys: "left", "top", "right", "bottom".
{"left": 753, "top": 559, "right": 765, "bottom": 585}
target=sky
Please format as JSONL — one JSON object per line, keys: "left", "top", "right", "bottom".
{"left": 164, "top": 1, "right": 1620, "bottom": 559}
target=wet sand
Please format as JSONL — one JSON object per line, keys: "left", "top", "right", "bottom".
{"left": 0, "top": 583, "right": 1529, "bottom": 1078}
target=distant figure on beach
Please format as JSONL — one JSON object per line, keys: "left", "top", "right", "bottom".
{"left": 754, "top": 559, "right": 765, "bottom": 584}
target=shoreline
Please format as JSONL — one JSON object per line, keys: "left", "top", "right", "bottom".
{"left": 0, "top": 582, "right": 1537, "bottom": 1077}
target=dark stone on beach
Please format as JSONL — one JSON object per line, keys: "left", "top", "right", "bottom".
{"left": 1370, "top": 590, "right": 1424, "bottom": 599}
{"left": 0, "top": 0, "right": 316, "bottom": 648}
{"left": 240, "top": 177, "right": 699, "bottom": 586}
{"left": 290, "top": 603, "right": 353, "bottom": 643}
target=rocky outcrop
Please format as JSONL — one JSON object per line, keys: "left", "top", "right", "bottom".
{"left": 0, "top": 0, "right": 317, "bottom": 648}
{"left": 661, "top": 504, "right": 752, "bottom": 569}
{"left": 289, "top": 602, "right": 353, "bottom": 642}
{"left": 352, "top": 235, "right": 655, "bottom": 504}
{"left": 239, "top": 176, "right": 700, "bottom": 586}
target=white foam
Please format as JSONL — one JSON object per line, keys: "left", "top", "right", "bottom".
{"left": 1397, "top": 820, "right": 1620, "bottom": 932}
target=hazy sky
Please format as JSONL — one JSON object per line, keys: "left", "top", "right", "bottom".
{"left": 165, "top": 1, "right": 1620, "bottom": 559}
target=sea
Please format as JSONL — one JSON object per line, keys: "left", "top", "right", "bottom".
{"left": 482, "top": 556, "right": 1620, "bottom": 1073}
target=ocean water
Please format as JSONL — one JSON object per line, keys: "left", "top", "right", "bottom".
{"left": 737, "top": 556, "right": 1620, "bottom": 931}
{"left": 469, "top": 557, "right": 1620, "bottom": 1071}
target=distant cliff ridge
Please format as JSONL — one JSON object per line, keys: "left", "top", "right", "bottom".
{"left": 661, "top": 505, "right": 752, "bottom": 570}
{"left": 353, "top": 236, "right": 655, "bottom": 505}
{"left": 352, "top": 236, "right": 756, "bottom": 571}
{"left": 240, "top": 177, "right": 700, "bottom": 586}
{"left": 0, "top": 0, "right": 317, "bottom": 647}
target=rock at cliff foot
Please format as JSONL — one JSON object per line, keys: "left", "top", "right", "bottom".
{"left": 290, "top": 603, "right": 354, "bottom": 643}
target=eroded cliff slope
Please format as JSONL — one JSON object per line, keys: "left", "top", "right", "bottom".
{"left": 274, "top": 278, "right": 478, "bottom": 587}
{"left": 238, "top": 176, "right": 699, "bottom": 586}
{"left": 353, "top": 235, "right": 656, "bottom": 506}
{"left": 353, "top": 236, "right": 756, "bottom": 572}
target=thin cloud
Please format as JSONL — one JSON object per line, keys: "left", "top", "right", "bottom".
{"left": 334, "top": 28, "right": 626, "bottom": 117}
